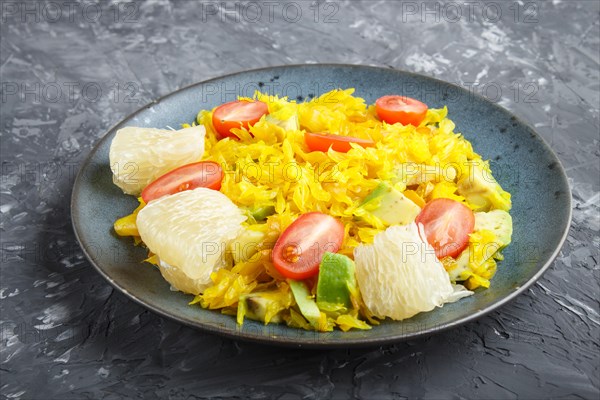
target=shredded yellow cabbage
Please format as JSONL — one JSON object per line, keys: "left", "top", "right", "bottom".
{"left": 197, "top": 89, "right": 504, "bottom": 257}
{"left": 195, "top": 89, "right": 511, "bottom": 329}
{"left": 118, "top": 88, "right": 512, "bottom": 331}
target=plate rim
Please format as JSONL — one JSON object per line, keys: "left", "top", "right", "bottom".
{"left": 71, "top": 63, "right": 573, "bottom": 348}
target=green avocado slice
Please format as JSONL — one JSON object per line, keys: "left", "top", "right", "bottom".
{"left": 474, "top": 209, "right": 513, "bottom": 248}
{"left": 457, "top": 160, "right": 511, "bottom": 212}
{"left": 229, "top": 228, "right": 265, "bottom": 264}
{"left": 247, "top": 205, "right": 275, "bottom": 221}
{"left": 360, "top": 182, "right": 421, "bottom": 226}
{"left": 288, "top": 280, "right": 321, "bottom": 328}
{"left": 360, "top": 182, "right": 390, "bottom": 205}
{"left": 238, "top": 292, "right": 284, "bottom": 324}
{"left": 316, "top": 252, "right": 357, "bottom": 313}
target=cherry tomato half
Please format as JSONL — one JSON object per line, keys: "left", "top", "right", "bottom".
{"left": 212, "top": 100, "right": 268, "bottom": 139}
{"left": 415, "top": 198, "right": 475, "bottom": 259}
{"left": 375, "top": 95, "right": 428, "bottom": 126}
{"left": 271, "top": 212, "right": 345, "bottom": 280}
{"left": 304, "top": 132, "right": 376, "bottom": 153}
{"left": 141, "top": 161, "right": 223, "bottom": 203}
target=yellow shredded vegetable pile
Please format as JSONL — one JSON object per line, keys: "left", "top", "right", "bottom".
{"left": 114, "top": 88, "right": 512, "bottom": 331}
{"left": 196, "top": 90, "right": 492, "bottom": 253}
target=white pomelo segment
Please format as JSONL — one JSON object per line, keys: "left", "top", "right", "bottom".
{"left": 136, "top": 188, "right": 246, "bottom": 295}
{"left": 354, "top": 223, "right": 472, "bottom": 321}
{"left": 109, "top": 125, "right": 206, "bottom": 195}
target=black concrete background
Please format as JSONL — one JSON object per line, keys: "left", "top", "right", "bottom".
{"left": 1, "top": 1, "right": 598, "bottom": 398}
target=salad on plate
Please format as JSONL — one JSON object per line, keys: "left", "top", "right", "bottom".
{"left": 110, "top": 89, "right": 512, "bottom": 332}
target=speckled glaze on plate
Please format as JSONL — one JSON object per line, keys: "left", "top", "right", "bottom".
{"left": 71, "top": 64, "right": 571, "bottom": 348}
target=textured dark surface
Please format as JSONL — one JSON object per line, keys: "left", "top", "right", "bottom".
{"left": 1, "top": 0, "right": 598, "bottom": 399}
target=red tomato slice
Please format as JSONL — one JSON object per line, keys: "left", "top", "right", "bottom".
{"left": 375, "top": 95, "right": 428, "bottom": 126}
{"left": 271, "top": 212, "right": 345, "bottom": 280}
{"left": 141, "top": 161, "right": 223, "bottom": 203}
{"left": 415, "top": 198, "right": 475, "bottom": 259}
{"left": 212, "top": 100, "right": 268, "bottom": 139}
{"left": 304, "top": 132, "right": 375, "bottom": 153}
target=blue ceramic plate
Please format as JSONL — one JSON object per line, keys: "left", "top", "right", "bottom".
{"left": 71, "top": 65, "right": 571, "bottom": 348}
